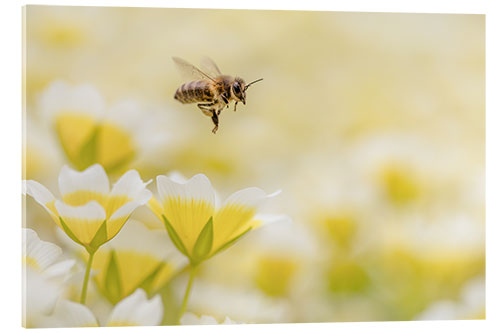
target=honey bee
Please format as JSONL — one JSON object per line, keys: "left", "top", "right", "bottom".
{"left": 173, "top": 56, "right": 263, "bottom": 133}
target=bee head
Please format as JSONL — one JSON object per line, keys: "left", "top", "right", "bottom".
{"left": 231, "top": 77, "right": 263, "bottom": 105}
{"left": 231, "top": 77, "right": 246, "bottom": 104}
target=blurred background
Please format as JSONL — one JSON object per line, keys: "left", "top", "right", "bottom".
{"left": 23, "top": 6, "right": 485, "bottom": 323}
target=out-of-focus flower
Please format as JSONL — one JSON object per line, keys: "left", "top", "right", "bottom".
{"left": 37, "top": 289, "right": 163, "bottom": 327}
{"left": 326, "top": 258, "right": 370, "bottom": 295}
{"left": 149, "top": 173, "right": 279, "bottom": 264}
{"left": 247, "top": 218, "right": 317, "bottom": 298}
{"left": 181, "top": 279, "right": 289, "bottom": 323}
{"left": 23, "top": 164, "right": 151, "bottom": 251}
{"left": 89, "top": 221, "right": 187, "bottom": 304}
{"left": 254, "top": 257, "right": 297, "bottom": 297}
{"left": 180, "top": 312, "right": 241, "bottom": 325}
{"left": 37, "top": 299, "right": 99, "bottom": 328}
{"left": 23, "top": 228, "right": 76, "bottom": 328}
{"left": 106, "top": 289, "right": 163, "bottom": 326}
{"left": 23, "top": 117, "right": 64, "bottom": 181}
{"left": 321, "top": 211, "right": 359, "bottom": 251}
{"left": 23, "top": 228, "right": 62, "bottom": 271}
{"left": 37, "top": 80, "right": 170, "bottom": 174}
{"left": 371, "top": 215, "right": 484, "bottom": 320}
{"left": 416, "top": 277, "right": 485, "bottom": 320}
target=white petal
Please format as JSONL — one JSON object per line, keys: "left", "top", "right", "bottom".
{"left": 108, "top": 190, "right": 152, "bottom": 221}
{"left": 180, "top": 313, "right": 218, "bottom": 325}
{"left": 110, "top": 169, "right": 151, "bottom": 198}
{"left": 157, "top": 173, "right": 215, "bottom": 205}
{"left": 23, "top": 180, "right": 56, "bottom": 214}
{"left": 37, "top": 299, "right": 98, "bottom": 328}
{"left": 223, "top": 187, "right": 269, "bottom": 208}
{"left": 416, "top": 301, "right": 459, "bottom": 320}
{"left": 106, "top": 100, "right": 172, "bottom": 153}
{"left": 24, "top": 268, "right": 63, "bottom": 327}
{"left": 165, "top": 171, "right": 189, "bottom": 183}
{"left": 249, "top": 215, "right": 318, "bottom": 257}
{"left": 221, "top": 316, "right": 241, "bottom": 324}
{"left": 55, "top": 200, "right": 106, "bottom": 221}
{"left": 108, "top": 201, "right": 140, "bottom": 222}
{"left": 185, "top": 280, "right": 287, "bottom": 323}
{"left": 105, "top": 100, "right": 142, "bottom": 134}
{"left": 43, "top": 259, "right": 76, "bottom": 281}
{"left": 107, "top": 289, "right": 163, "bottom": 326}
{"left": 38, "top": 80, "right": 105, "bottom": 121}
{"left": 23, "top": 228, "right": 62, "bottom": 271}
{"left": 58, "top": 164, "right": 110, "bottom": 196}
{"left": 253, "top": 213, "right": 291, "bottom": 225}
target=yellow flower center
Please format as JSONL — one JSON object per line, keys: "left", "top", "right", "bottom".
{"left": 378, "top": 164, "right": 422, "bottom": 205}
{"left": 62, "top": 190, "right": 131, "bottom": 218}
{"left": 23, "top": 256, "right": 40, "bottom": 270}
{"left": 55, "top": 112, "right": 96, "bottom": 167}
{"left": 323, "top": 213, "right": 358, "bottom": 250}
{"left": 92, "top": 250, "right": 174, "bottom": 304}
{"left": 212, "top": 204, "right": 257, "bottom": 252}
{"left": 255, "top": 256, "right": 297, "bottom": 297}
{"left": 98, "top": 122, "right": 136, "bottom": 173}
{"left": 54, "top": 113, "right": 136, "bottom": 173}
{"left": 162, "top": 197, "right": 215, "bottom": 254}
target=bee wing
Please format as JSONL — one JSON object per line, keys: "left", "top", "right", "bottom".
{"left": 172, "top": 57, "right": 215, "bottom": 82}
{"left": 200, "top": 56, "right": 222, "bottom": 78}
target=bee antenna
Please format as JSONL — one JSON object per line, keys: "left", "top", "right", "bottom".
{"left": 244, "top": 78, "right": 264, "bottom": 90}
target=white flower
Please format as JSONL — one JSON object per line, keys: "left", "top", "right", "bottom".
{"left": 106, "top": 289, "right": 163, "bottom": 326}
{"left": 38, "top": 80, "right": 106, "bottom": 121}
{"left": 23, "top": 164, "right": 151, "bottom": 250}
{"left": 23, "top": 228, "right": 62, "bottom": 271}
{"left": 180, "top": 312, "right": 242, "bottom": 325}
{"left": 416, "top": 277, "right": 485, "bottom": 320}
{"left": 148, "top": 173, "right": 280, "bottom": 263}
{"left": 37, "top": 80, "right": 171, "bottom": 173}
{"left": 36, "top": 289, "right": 163, "bottom": 327}
{"left": 23, "top": 228, "right": 76, "bottom": 328}
{"left": 178, "top": 279, "right": 289, "bottom": 323}
{"left": 37, "top": 299, "right": 99, "bottom": 328}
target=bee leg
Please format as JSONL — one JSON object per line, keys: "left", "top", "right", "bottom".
{"left": 234, "top": 101, "right": 238, "bottom": 112}
{"left": 211, "top": 110, "right": 219, "bottom": 134}
{"left": 198, "top": 103, "right": 214, "bottom": 117}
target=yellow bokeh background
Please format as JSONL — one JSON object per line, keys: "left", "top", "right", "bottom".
{"left": 23, "top": 6, "right": 484, "bottom": 324}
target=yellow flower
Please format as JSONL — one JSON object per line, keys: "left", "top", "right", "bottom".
{"left": 23, "top": 164, "right": 152, "bottom": 253}
{"left": 148, "top": 173, "right": 279, "bottom": 264}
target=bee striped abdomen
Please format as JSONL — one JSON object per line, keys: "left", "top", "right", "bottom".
{"left": 174, "top": 80, "right": 214, "bottom": 104}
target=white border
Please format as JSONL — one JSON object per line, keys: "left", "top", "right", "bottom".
{"left": 2, "top": 1, "right": 498, "bottom": 332}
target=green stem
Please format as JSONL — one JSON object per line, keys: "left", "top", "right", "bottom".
{"left": 177, "top": 265, "right": 197, "bottom": 324}
{"left": 80, "top": 250, "right": 95, "bottom": 304}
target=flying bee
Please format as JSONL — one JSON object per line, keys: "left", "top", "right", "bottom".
{"left": 173, "top": 56, "right": 263, "bottom": 134}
